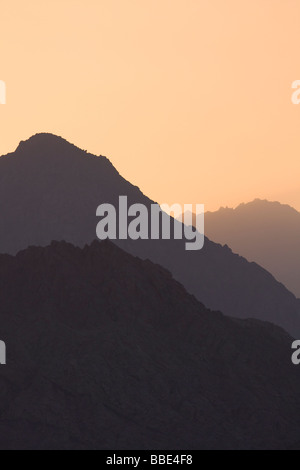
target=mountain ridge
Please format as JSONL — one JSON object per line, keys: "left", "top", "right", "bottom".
{"left": 210, "top": 198, "right": 300, "bottom": 216}
{"left": 0, "top": 133, "right": 300, "bottom": 336}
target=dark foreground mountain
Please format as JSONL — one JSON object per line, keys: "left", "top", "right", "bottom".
{"left": 1, "top": 134, "right": 300, "bottom": 337}
{"left": 204, "top": 200, "right": 300, "bottom": 298}
{"left": 0, "top": 240, "right": 299, "bottom": 450}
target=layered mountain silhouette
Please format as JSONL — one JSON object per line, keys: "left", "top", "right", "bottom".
{"left": 0, "top": 134, "right": 300, "bottom": 336}
{"left": 0, "top": 240, "right": 299, "bottom": 450}
{"left": 204, "top": 200, "right": 300, "bottom": 298}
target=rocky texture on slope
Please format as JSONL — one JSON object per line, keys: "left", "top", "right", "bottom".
{"left": 0, "top": 240, "right": 299, "bottom": 450}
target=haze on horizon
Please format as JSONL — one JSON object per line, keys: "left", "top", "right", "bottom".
{"left": 1, "top": 0, "right": 300, "bottom": 212}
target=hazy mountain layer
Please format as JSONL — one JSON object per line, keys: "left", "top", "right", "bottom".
{"left": 205, "top": 200, "right": 300, "bottom": 297}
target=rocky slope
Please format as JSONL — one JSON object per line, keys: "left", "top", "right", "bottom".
{"left": 0, "top": 241, "right": 299, "bottom": 449}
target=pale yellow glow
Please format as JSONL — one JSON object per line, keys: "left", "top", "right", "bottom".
{"left": 1, "top": 0, "right": 300, "bottom": 211}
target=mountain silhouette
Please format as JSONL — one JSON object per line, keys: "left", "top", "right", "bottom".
{"left": 0, "top": 134, "right": 300, "bottom": 336}
{"left": 204, "top": 200, "right": 300, "bottom": 298}
{"left": 0, "top": 240, "right": 299, "bottom": 450}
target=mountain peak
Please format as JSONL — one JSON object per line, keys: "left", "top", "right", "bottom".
{"left": 5, "top": 133, "right": 115, "bottom": 171}
{"left": 15, "top": 133, "right": 82, "bottom": 155}
{"left": 235, "top": 199, "right": 300, "bottom": 216}
{"left": 211, "top": 199, "right": 299, "bottom": 216}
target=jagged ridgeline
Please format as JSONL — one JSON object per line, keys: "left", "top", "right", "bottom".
{"left": 0, "top": 133, "right": 299, "bottom": 336}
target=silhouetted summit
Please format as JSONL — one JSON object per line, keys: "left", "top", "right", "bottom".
{"left": 0, "top": 240, "right": 299, "bottom": 450}
{"left": 0, "top": 134, "right": 300, "bottom": 336}
{"left": 9, "top": 132, "right": 114, "bottom": 169}
{"left": 17, "top": 133, "right": 75, "bottom": 151}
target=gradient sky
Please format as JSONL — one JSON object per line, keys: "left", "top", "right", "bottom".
{"left": 1, "top": 0, "right": 300, "bottom": 211}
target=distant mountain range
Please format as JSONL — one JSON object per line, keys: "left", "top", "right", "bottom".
{"left": 204, "top": 200, "right": 300, "bottom": 298}
{"left": 0, "top": 240, "right": 299, "bottom": 450}
{"left": 0, "top": 133, "right": 300, "bottom": 336}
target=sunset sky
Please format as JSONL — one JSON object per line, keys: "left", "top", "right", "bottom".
{"left": 1, "top": 0, "right": 300, "bottom": 211}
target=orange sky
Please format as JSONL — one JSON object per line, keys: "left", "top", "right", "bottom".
{"left": 1, "top": 0, "right": 300, "bottom": 212}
